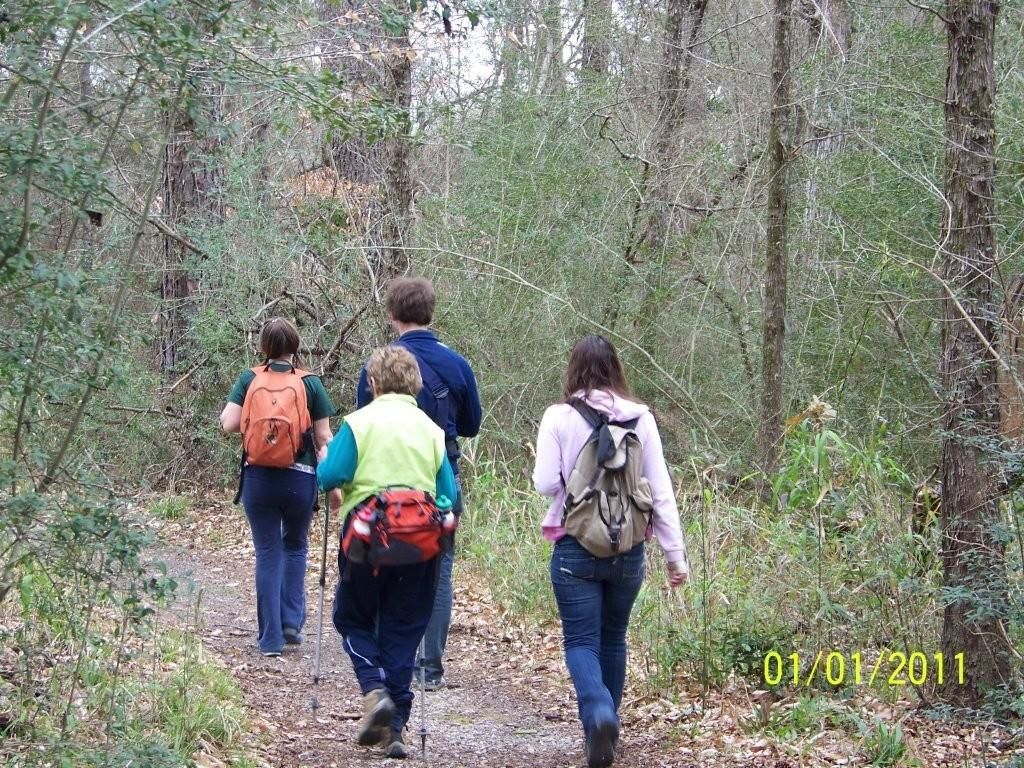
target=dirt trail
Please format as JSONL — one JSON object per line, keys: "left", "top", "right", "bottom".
{"left": 157, "top": 505, "right": 667, "bottom": 768}
{"left": 154, "top": 503, "right": 1015, "bottom": 768}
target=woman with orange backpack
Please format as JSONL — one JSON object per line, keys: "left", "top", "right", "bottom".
{"left": 219, "top": 317, "right": 337, "bottom": 657}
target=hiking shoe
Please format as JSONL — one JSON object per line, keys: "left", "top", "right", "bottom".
{"left": 283, "top": 627, "right": 303, "bottom": 645}
{"left": 356, "top": 689, "right": 395, "bottom": 746}
{"left": 585, "top": 715, "right": 619, "bottom": 768}
{"left": 423, "top": 676, "right": 446, "bottom": 691}
{"left": 260, "top": 649, "right": 282, "bottom": 657}
{"left": 384, "top": 730, "right": 408, "bottom": 759}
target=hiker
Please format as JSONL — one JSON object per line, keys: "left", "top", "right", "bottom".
{"left": 320, "top": 345, "right": 459, "bottom": 759}
{"left": 219, "top": 317, "right": 337, "bottom": 657}
{"left": 532, "top": 334, "right": 688, "bottom": 768}
{"left": 356, "top": 277, "right": 481, "bottom": 690}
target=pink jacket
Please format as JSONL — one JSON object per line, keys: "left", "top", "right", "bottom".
{"left": 532, "top": 389, "right": 689, "bottom": 571}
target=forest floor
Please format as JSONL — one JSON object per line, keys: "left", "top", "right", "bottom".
{"left": 155, "top": 498, "right": 1023, "bottom": 768}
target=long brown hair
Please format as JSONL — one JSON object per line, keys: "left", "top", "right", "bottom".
{"left": 259, "top": 317, "right": 303, "bottom": 368}
{"left": 563, "top": 334, "right": 634, "bottom": 400}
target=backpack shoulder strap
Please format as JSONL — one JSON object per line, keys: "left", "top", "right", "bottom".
{"left": 395, "top": 340, "right": 451, "bottom": 429}
{"left": 396, "top": 341, "right": 449, "bottom": 398}
{"left": 568, "top": 398, "right": 606, "bottom": 431}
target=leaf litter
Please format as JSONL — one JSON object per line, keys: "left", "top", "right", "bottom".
{"left": 157, "top": 498, "right": 1023, "bottom": 767}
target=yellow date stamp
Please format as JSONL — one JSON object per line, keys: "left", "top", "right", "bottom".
{"left": 762, "top": 650, "right": 966, "bottom": 688}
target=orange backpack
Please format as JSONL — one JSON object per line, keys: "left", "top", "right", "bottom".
{"left": 342, "top": 489, "right": 450, "bottom": 569}
{"left": 240, "top": 364, "right": 313, "bottom": 468}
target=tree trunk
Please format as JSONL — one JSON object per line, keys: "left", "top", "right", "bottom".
{"left": 380, "top": 32, "right": 413, "bottom": 277}
{"left": 544, "top": 0, "right": 565, "bottom": 94}
{"left": 320, "top": 1, "right": 384, "bottom": 186}
{"left": 938, "top": 0, "right": 1012, "bottom": 707}
{"left": 498, "top": 22, "right": 523, "bottom": 114}
{"left": 757, "top": 0, "right": 794, "bottom": 472}
{"left": 800, "top": 0, "right": 850, "bottom": 239}
{"left": 159, "top": 79, "right": 223, "bottom": 374}
{"left": 998, "top": 274, "right": 1024, "bottom": 443}
{"left": 580, "top": 0, "right": 612, "bottom": 79}
{"left": 635, "top": 0, "right": 709, "bottom": 252}
{"left": 320, "top": 0, "right": 413, "bottom": 281}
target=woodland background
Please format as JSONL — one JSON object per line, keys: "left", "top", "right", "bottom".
{"left": 2, "top": 0, "right": 1024, "bottom": 765}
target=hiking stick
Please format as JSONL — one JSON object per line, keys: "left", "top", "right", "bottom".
{"left": 418, "top": 636, "right": 428, "bottom": 759}
{"left": 310, "top": 494, "right": 330, "bottom": 711}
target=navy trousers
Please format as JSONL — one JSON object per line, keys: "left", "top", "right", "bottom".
{"left": 420, "top": 474, "right": 463, "bottom": 680}
{"left": 241, "top": 466, "right": 316, "bottom": 654}
{"left": 334, "top": 543, "right": 439, "bottom": 734}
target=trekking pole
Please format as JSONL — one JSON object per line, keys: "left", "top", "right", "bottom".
{"left": 418, "top": 636, "right": 428, "bottom": 759}
{"left": 310, "top": 494, "right": 331, "bottom": 711}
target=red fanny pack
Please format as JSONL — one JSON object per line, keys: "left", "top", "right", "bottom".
{"left": 342, "top": 489, "right": 445, "bottom": 568}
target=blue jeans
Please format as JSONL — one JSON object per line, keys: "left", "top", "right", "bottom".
{"left": 241, "top": 466, "right": 317, "bottom": 654}
{"left": 550, "top": 536, "right": 645, "bottom": 735}
{"left": 421, "top": 474, "right": 463, "bottom": 681}
{"left": 334, "top": 544, "right": 439, "bottom": 733}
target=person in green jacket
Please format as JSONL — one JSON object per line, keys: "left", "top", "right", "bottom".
{"left": 317, "top": 345, "right": 457, "bottom": 759}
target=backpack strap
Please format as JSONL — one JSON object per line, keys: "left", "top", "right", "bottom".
{"left": 567, "top": 398, "right": 605, "bottom": 431}
{"left": 396, "top": 341, "right": 451, "bottom": 431}
{"left": 569, "top": 398, "right": 620, "bottom": 466}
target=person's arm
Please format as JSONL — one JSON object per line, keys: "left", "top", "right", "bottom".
{"left": 220, "top": 402, "right": 242, "bottom": 433}
{"left": 638, "top": 412, "right": 689, "bottom": 585}
{"left": 455, "top": 357, "right": 482, "bottom": 438}
{"left": 219, "top": 370, "right": 251, "bottom": 433}
{"left": 532, "top": 407, "right": 564, "bottom": 497}
{"left": 356, "top": 367, "right": 372, "bottom": 408}
{"left": 313, "top": 417, "right": 333, "bottom": 450}
{"left": 317, "top": 422, "right": 358, "bottom": 492}
{"left": 435, "top": 455, "right": 458, "bottom": 506}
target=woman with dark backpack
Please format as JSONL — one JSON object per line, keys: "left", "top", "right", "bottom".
{"left": 219, "top": 317, "right": 337, "bottom": 657}
{"left": 532, "top": 335, "right": 688, "bottom": 768}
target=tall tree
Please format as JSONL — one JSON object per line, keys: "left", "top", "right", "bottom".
{"left": 800, "top": 0, "right": 850, "bottom": 236}
{"left": 320, "top": 0, "right": 413, "bottom": 281}
{"left": 543, "top": 0, "right": 565, "bottom": 93}
{"left": 580, "top": 0, "right": 612, "bottom": 78}
{"left": 757, "top": 0, "right": 794, "bottom": 472}
{"left": 937, "top": 0, "right": 1012, "bottom": 706}
{"left": 635, "top": 0, "right": 709, "bottom": 252}
{"left": 159, "top": 75, "right": 223, "bottom": 374}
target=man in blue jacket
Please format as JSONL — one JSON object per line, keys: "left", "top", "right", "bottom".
{"left": 357, "top": 277, "right": 482, "bottom": 689}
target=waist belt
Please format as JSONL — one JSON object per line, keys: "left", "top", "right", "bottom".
{"left": 245, "top": 462, "right": 316, "bottom": 475}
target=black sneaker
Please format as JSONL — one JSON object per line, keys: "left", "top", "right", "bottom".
{"left": 385, "top": 729, "right": 408, "bottom": 759}
{"left": 283, "top": 627, "right": 303, "bottom": 645}
{"left": 585, "top": 715, "right": 618, "bottom": 768}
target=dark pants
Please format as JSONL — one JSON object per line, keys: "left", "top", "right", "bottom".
{"left": 241, "top": 466, "right": 317, "bottom": 654}
{"left": 421, "top": 474, "right": 462, "bottom": 680}
{"left": 550, "top": 535, "right": 645, "bottom": 737}
{"left": 334, "top": 543, "right": 439, "bottom": 734}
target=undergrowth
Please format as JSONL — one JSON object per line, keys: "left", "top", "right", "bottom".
{"left": 459, "top": 418, "right": 959, "bottom": 701}
{"left": 0, "top": 492, "right": 260, "bottom": 768}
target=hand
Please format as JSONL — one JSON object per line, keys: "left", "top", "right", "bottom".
{"left": 667, "top": 563, "right": 688, "bottom": 589}
{"left": 328, "top": 488, "right": 343, "bottom": 512}
{"left": 317, "top": 444, "right": 329, "bottom": 464}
